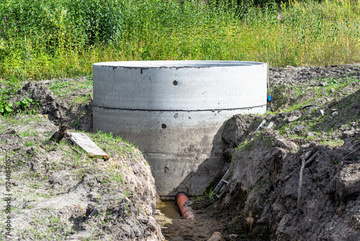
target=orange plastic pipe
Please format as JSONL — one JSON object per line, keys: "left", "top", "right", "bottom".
{"left": 176, "top": 193, "right": 195, "bottom": 219}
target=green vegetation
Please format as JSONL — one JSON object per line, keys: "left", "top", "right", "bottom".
{"left": 0, "top": 76, "right": 38, "bottom": 115}
{"left": 49, "top": 77, "right": 93, "bottom": 97}
{"left": 0, "top": 96, "right": 37, "bottom": 116}
{"left": 1, "top": 0, "right": 360, "bottom": 80}
{"left": 0, "top": 78, "right": 21, "bottom": 115}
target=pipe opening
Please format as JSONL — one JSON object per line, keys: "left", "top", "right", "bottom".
{"left": 161, "top": 124, "right": 167, "bottom": 129}
{"left": 176, "top": 192, "right": 195, "bottom": 219}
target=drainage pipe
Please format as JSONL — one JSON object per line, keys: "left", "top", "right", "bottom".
{"left": 176, "top": 193, "right": 195, "bottom": 219}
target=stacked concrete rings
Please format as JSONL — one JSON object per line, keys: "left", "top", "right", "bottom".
{"left": 93, "top": 61, "right": 268, "bottom": 197}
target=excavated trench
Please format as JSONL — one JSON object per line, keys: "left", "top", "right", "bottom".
{"left": 156, "top": 200, "right": 181, "bottom": 220}
{"left": 3, "top": 64, "right": 360, "bottom": 240}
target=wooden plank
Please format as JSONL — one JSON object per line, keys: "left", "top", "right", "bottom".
{"left": 69, "top": 133, "right": 110, "bottom": 160}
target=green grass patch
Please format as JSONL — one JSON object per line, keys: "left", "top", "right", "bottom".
{"left": 48, "top": 78, "right": 93, "bottom": 97}
{"left": 1, "top": 0, "right": 360, "bottom": 80}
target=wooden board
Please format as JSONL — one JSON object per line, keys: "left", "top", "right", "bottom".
{"left": 69, "top": 133, "right": 110, "bottom": 160}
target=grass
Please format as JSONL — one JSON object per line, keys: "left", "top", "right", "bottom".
{"left": 48, "top": 77, "right": 93, "bottom": 97}
{"left": 88, "top": 131, "right": 143, "bottom": 162}
{"left": 1, "top": 0, "right": 360, "bottom": 81}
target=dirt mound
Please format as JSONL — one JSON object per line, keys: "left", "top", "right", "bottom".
{"left": 1, "top": 80, "right": 162, "bottom": 240}
{"left": 159, "top": 216, "right": 223, "bottom": 241}
{"left": 0, "top": 122, "right": 162, "bottom": 240}
{"left": 201, "top": 67, "right": 360, "bottom": 240}
{"left": 217, "top": 116, "right": 360, "bottom": 240}
{"left": 14, "top": 82, "right": 69, "bottom": 122}
{"left": 12, "top": 79, "right": 93, "bottom": 131}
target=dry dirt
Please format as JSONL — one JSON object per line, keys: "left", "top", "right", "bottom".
{"left": 0, "top": 78, "right": 162, "bottom": 240}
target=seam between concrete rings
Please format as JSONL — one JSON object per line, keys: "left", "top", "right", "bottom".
{"left": 92, "top": 104, "right": 266, "bottom": 112}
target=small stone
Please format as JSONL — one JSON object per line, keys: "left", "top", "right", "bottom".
{"left": 288, "top": 115, "right": 301, "bottom": 122}
{"left": 207, "top": 232, "right": 225, "bottom": 241}
{"left": 320, "top": 109, "right": 325, "bottom": 116}
{"left": 330, "top": 88, "right": 335, "bottom": 93}
{"left": 293, "top": 125, "right": 305, "bottom": 132}
{"left": 307, "top": 132, "right": 316, "bottom": 137}
{"left": 332, "top": 111, "right": 338, "bottom": 116}
{"left": 343, "top": 130, "right": 355, "bottom": 138}
{"left": 351, "top": 122, "right": 357, "bottom": 127}
{"left": 339, "top": 125, "right": 348, "bottom": 131}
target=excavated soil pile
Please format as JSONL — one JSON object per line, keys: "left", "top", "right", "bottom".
{"left": 2, "top": 64, "right": 360, "bottom": 240}
{"left": 11, "top": 78, "right": 93, "bottom": 131}
{"left": 201, "top": 65, "right": 360, "bottom": 240}
{"left": 0, "top": 80, "right": 162, "bottom": 240}
{"left": 219, "top": 117, "right": 360, "bottom": 240}
{"left": 175, "top": 64, "right": 360, "bottom": 241}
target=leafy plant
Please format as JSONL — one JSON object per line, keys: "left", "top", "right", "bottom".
{"left": 203, "top": 186, "right": 215, "bottom": 200}
{"left": 0, "top": 97, "right": 13, "bottom": 116}
{"left": 15, "top": 97, "right": 34, "bottom": 112}
{"left": 0, "top": 96, "right": 38, "bottom": 116}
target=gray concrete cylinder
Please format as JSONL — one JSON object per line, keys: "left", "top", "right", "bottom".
{"left": 93, "top": 61, "right": 268, "bottom": 197}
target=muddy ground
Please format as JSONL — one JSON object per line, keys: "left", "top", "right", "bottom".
{"left": 1, "top": 64, "right": 360, "bottom": 240}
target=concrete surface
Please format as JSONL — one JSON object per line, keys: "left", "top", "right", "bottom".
{"left": 93, "top": 61, "right": 268, "bottom": 197}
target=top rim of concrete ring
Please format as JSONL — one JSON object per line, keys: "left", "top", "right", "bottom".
{"left": 93, "top": 60, "right": 266, "bottom": 68}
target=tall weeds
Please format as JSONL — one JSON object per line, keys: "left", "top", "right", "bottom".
{"left": 1, "top": 0, "right": 360, "bottom": 80}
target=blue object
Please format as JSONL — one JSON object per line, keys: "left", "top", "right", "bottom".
{"left": 267, "top": 95, "right": 272, "bottom": 102}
